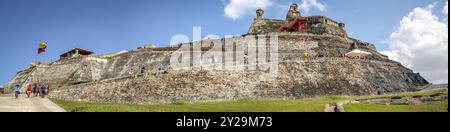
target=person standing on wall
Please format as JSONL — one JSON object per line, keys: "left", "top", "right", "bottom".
{"left": 158, "top": 64, "right": 165, "bottom": 74}
{"left": 14, "top": 84, "right": 21, "bottom": 99}
{"left": 304, "top": 51, "right": 309, "bottom": 61}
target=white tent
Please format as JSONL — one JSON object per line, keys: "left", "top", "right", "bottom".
{"left": 345, "top": 49, "right": 372, "bottom": 58}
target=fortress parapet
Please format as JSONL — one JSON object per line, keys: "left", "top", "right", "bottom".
{"left": 248, "top": 3, "right": 347, "bottom": 37}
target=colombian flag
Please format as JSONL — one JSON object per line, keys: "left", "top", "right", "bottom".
{"left": 38, "top": 42, "right": 47, "bottom": 54}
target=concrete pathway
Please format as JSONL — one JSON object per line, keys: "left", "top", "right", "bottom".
{"left": 0, "top": 94, "right": 66, "bottom": 112}
{"left": 421, "top": 87, "right": 448, "bottom": 92}
{"left": 420, "top": 84, "right": 448, "bottom": 92}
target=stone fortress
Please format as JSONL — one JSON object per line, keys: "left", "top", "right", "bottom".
{"left": 6, "top": 3, "right": 430, "bottom": 104}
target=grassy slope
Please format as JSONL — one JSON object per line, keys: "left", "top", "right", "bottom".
{"left": 51, "top": 90, "right": 448, "bottom": 112}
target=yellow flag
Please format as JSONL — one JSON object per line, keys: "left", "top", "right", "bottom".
{"left": 39, "top": 42, "right": 47, "bottom": 48}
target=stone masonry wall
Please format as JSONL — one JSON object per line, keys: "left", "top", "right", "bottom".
{"left": 6, "top": 33, "right": 428, "bottom": 104}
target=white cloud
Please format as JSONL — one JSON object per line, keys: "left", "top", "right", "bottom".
{"left": 444, "top": 1, "right": 448, "bottom": 16}
{"left": 224, "top": 0, "right": 273, "bottom": 20}
{"left": 381, "top": 3, "right": 448, "bottom": 84}
{"left": 299, "top": 0, "right": 327, "bottom": 14}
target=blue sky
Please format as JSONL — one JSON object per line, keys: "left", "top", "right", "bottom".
{"left": 0, "top": 0, "right": 448, "bottom": 85}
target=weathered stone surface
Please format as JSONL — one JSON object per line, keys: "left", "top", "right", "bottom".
{"left": 248, "top": 19, "right": 285, "bottom": 35}
{"left": 5, "top": 32, "right": 429, "bottom": 104}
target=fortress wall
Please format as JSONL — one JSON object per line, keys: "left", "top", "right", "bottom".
{"left": 303, "top": 16, "right": 347, "bottom": 37}
{"left": 8, "top": 34, "right": 427, "bottom": 104}
{"left": 5, "top": 57, "right": 85, "bottom": 91}
{"left": 307, "top": 16, "right": 340, "bottom": 27}
{"left": 98, "top": 51, "right": 172, "bottom": 80}
{"left": 48, "top": 58, "right": 420, "bottom": 104}
{"left": 5, "top": 34, "right": 404, "bottom": 89}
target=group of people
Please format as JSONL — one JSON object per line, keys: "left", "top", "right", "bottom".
{"left": 14, "top": 83, "right": 50, "bottom": 99}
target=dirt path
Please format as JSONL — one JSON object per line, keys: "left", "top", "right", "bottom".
{"left": 0, "top": 94, "right": 66, "bottom": 112}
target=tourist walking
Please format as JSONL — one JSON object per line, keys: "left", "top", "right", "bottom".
{"left": 14, "top": 84, "right": 20, "bottom": 99}
{"left": 33, "top": 83, "right": 38, "bottom": 97}
{"left": 40, "top": 84, "right": 47, "bottom": 98}
{"left": 26, "top": 85, "right": 33, "bottom": 98}
{"left": 45, "top": 84, "right": 50, "bottom": 96}
{"left": 37, "top": 84, "right": 41, "bottom": 97}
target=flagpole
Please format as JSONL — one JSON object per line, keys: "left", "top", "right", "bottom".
{"left": 36, "top": 42, "right": 47, "bottom": 85}
{"left": 35, "top": 45, "right": 39, "bottom": 84}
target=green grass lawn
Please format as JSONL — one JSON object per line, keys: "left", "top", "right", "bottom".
{"left": 51, "top": 90, "right": 448, "bottom": 112}
{"left": 51, "top": 97, "right": 344, "bottom": 112}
